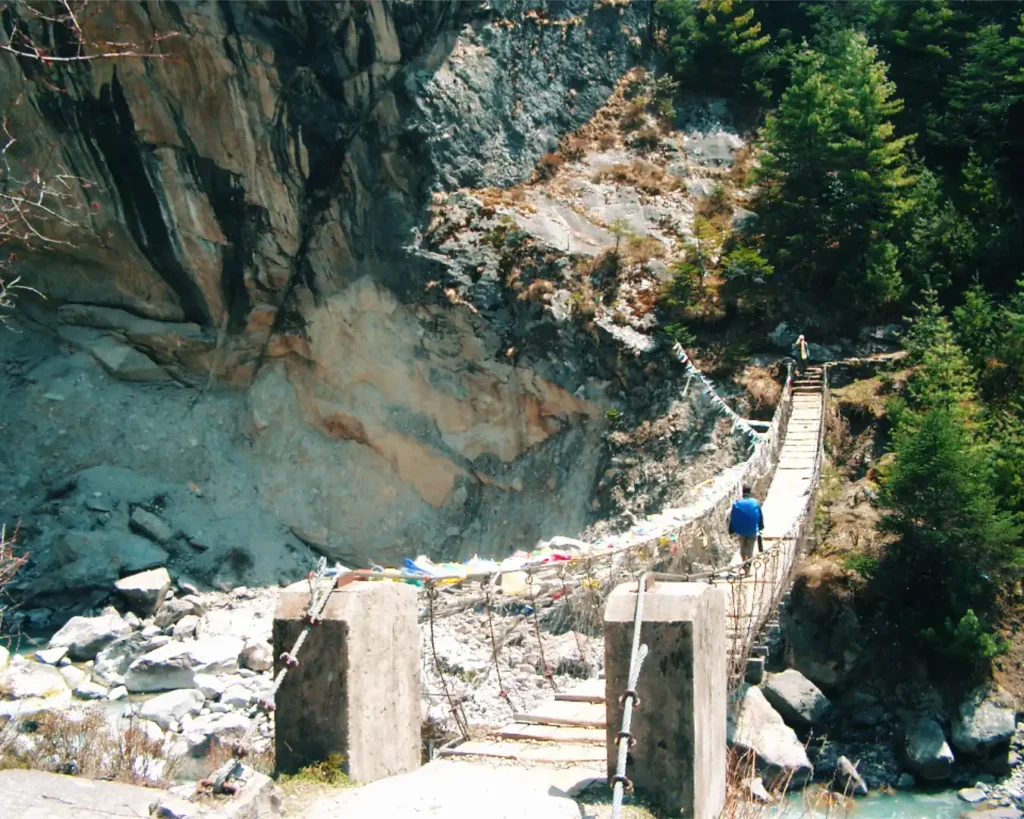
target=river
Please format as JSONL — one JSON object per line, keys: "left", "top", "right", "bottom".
{"left": 777, "top": 788, "right": 970, "bottom": 818}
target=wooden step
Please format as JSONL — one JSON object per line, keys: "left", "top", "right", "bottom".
{"left": 513, "top": 701, "right": 606, "bottom": 729}
{"left": 555, "top": 679, "right": 605, "bottom": 704}
{"left": 440, "top": 739, "right": 606, "bottom": 763}
{"left": 496, "top": 722, "right": 605, "bottom": 744}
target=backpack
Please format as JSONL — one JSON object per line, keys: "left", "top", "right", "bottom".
{"left": 730, "top": 497, "right": 761, "bottom": 537}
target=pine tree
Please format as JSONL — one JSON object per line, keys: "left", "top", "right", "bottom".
{"left": 877, "top": 406, "right": 1021, "bottom": 658}
{"left": 657, "top": 0, "right": 772, "bottom": 100}
{"left": 942, "top": 21, "right": 1024, "bottom": 158}
{"left": 755, "top": 31, "right": 914, "bottom": 309}
{"left": 900, "top": 288, "right": 979, "bottom": 423}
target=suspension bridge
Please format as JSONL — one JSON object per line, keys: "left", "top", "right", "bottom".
{"left": 431, "top": 366, "right": 826, "bottom": 772}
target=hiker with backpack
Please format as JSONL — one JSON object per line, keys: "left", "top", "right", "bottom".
{"left": 729, "top": 484, "right": 764, "bottom": 576}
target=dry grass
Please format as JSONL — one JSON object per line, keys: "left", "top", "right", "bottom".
{"left": 730, "top": 144, "right": 757, "bottom": 190}
{"left": 0, "top": 708, "right": 175, "bottom": 787}
{"left": 592, "top": 161, "right": 679, "bottom": 195}
{"left": 517, "top": 279, "right": 556, "bottom": 304}
{"left": 737, "top": 366, "right": 782, "bottom": 417}
{"left": 534, "top": 151, "right": 564, "bottom": 181}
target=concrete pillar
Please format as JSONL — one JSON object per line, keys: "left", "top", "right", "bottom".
{"left": 604, "top": 581, "right": 726, "bottom": 819}
{"left": 273, "top": 580, "right": 420, "bottom": 782}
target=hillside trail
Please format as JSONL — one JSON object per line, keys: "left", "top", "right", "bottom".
{"left": 296, "top": 367, "right": 828, "bottom": 818}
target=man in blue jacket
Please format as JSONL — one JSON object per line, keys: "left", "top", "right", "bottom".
{"left": 729, "top": 485, "right": 764, "bottom": 575}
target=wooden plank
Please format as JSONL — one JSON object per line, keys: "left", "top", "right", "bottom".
{"left": 496, "top": 722, "right": 606, "bottom": 744}
{"left": 513, "top": 701, "right": 606, "bottom": 728}
{"left": 555, "top": 678, "right": 606, "bottom": 704}
{"left": 440, "top": 740, "right": 605, "bottom": 763}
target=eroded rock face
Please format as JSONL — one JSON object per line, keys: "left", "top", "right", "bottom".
{"left": 0, "top": 1, "right": 660, "bottom": 578}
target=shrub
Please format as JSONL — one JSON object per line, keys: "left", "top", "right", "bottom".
{"left": 621, "top": 97, "right": 649, "bottom": 131}
{"left": 722, "top": 245, "right": 774, "bottom": 284}
{"left": 662, "top": 322, "right": 696, "bottom": 349}
{"left": 632, "top": 126, "right": 663, "bottom": 154}
{"left": 0, "top": 709, "right": 174, "bottom": 786}
{"left": 559, "top": 135, "right": 588, "bottom": 162}
{"left": 696, "top": 182, "right": 733, "bottom": 218}
{"left": 592, "top": 161, "right": 678, "bottom": 195}
{"left": 535, "top": 152, "right": 564, "bottom": 181}
{"left": 922, "top": 610, "right": 1009, "bottom": 670}
{"left": 842, "top": 552, "right": 879, "bottom": 579}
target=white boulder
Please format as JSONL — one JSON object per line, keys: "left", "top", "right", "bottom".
{"left": 140, "top": 688, "right": 206, "bottom": 730}
{"left": 74, "top": 680, "right": 109, "bottom": 700}
{"left": 124, "top": 643, "right": 195, "bottom": 692}
{"left": 115, "top": 567, "right": 172, "bottom": 616}
{"left": 239, "top": 640, "right": 272, "bottom": 672}
{"left": 0, "top": 660, "right": 71, "bottom": 702}
{"left": 763, "top": 669, "right": 832, "bottom": 729}
{"left": 728, "top": 684, "right": 813, "bottom": 787}
{"left": 48, "top": 609, "right": 132, "bottom": 661}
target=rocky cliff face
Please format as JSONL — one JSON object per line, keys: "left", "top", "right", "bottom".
{"left": 0, "top": 1, "right": 753, "bottom": 607}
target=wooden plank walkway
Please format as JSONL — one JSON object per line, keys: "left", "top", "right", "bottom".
{"left": 441, "top": 367, "right": 826, "bottom": 766}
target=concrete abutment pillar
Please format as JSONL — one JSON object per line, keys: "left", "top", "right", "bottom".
{"left": 604, "top": 581, "right": 727, "bottom": 819}
{"left": 273, "top": 581, "right": 420, "bottom": 782}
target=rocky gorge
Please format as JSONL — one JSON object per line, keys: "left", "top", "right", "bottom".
{"left": 2, "top": 1, "right": 1019, "bottom": 817}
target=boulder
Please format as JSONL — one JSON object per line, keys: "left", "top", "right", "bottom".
{"left": 194, "top": 674, "right": 227, "bottom": 700}
{"left": 763, "top": 669, "right": 832, "bottom": 729}
{"left": 33, "top": 647, "right": 68, "bottom": 665}
{"left": 173, "top": 615, "right": 200, "bottom": 641}
{"left": 728, "top": 684, "right": 814, "bottom": 786}
{"left": 154, "top": 596, "right": 204, "bottom": 628}
{"left": 31, "top": 532, "right": 169, "bottom": 600}
{"left": 115, "top": 567, "right": 172, "bottom": 615}
{"left": 769, "top": 322, "right": 799, "bottom": 349}
{"left": 958, "top": 787, "right": 988, "bottom": 804}
{"left": 59, "top": 665, "right": 88, "bottom": 689}
{"left": 94, "top": 633, "right": 161, "bottom": 684}
{"left": 187, "top": 636, "right": 243, "bottom": 675}
{"left": 905, "top": 718, "right": 955, "bottom": 780}
{"left": 952, "top": 685, "right": 1018, "bottom": 756}
{"left": 124, "top": 643, "right": 195, "bottom": 692}
{"left": 107, "top": 685, "right": 128, "bottom": 701}
{"left": 140, "top": 689, "right": 206, "bottom": 730}
{"left": 0, "top": 660, "right": 71, "bottom": 701}
{"left": 239, "top": 640, "right": 272, "bottom": 672}
{"left": 129, "top": 508, "right": 176, "bottom": 544}
{"left": 48, "top": 609, "right": 132, "bottom": 661}
{"left": 833, "top": 756, "right": 868, "bottom": 796}
{"left": 74, "top": 680, "right": 109, "bottom": 700}
{"left": 180, "top": 712, "right": 251, "bottom": 758}
{"left": 221, "top": 684, "right": 254, "bottom": 709}
{"left": 745, "top": 777, "right": 771, "bottom": 804}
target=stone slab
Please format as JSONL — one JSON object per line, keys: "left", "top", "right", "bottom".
{"left": 0, "top": 769, "right": 165, "bottom": 818}
{"left": 441, "top": 739, "right": 606, "bottom": 763}
{"left": 497, "top": 722, "right": 606, "bottom": 743}
{"left": 555, "top": 678, "right": 606, "bottom": 703}
{"left": 514, "top": 700, "right": 605, "bottom": 728}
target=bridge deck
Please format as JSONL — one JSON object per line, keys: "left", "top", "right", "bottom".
{"left": 441, "top": 367, "right": 826, "bottom": 765}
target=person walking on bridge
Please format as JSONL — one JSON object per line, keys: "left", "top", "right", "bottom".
{"left": 794, "top": 334, "right": 809, "bottom": 376}
{"left": 729, "top": 485, "right": 764, "bottom": 576}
